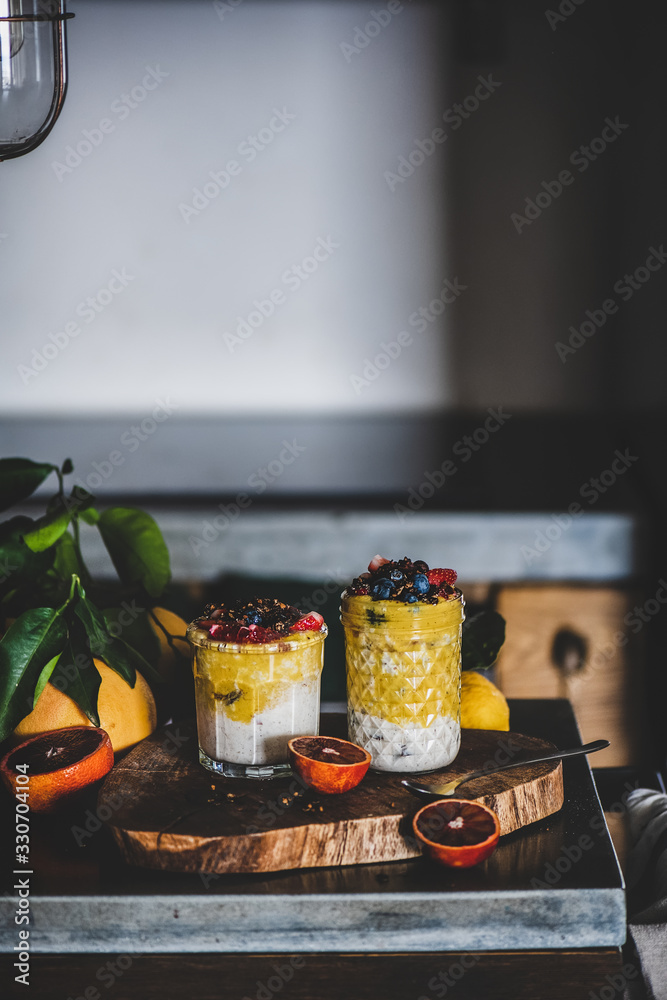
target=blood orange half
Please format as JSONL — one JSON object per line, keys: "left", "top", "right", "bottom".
{"left": 288, "top": 735, "right": 371, "bottom": 794}
{"left": 412, "top": 799, "right": 500, "bottom": 868}
{"left": 0, "top": 726, "right": 114, "bottom": 813}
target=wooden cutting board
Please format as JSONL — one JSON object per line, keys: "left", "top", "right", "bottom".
{"left": 100, "top": 717, "right": 564, "bottom": 874}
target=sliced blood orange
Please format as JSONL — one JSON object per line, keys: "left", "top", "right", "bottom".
{"left": 0, "top": 726, "right": 114, "bottom": 813}
{"left": 288, "top": 735, "right": 371, "bottom": 794}
{"left": 412, "top": 799, "right": 500, "bottom": 868}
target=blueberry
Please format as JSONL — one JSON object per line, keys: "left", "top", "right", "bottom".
{"left": 402, "top": 592, "right": 418, "bottom": 603}
{"left": 413, "top": 560, "right": 429, "bottom": 573}
{"left": 413, "top": 573, "right": 430, "bottom": 594}
{"left": 245, "top": 610, "right": 263, "bottom": 625}
{"left": 371, "top": 579, "right": 395, "bottom": 600}
{"left": 390, "top": 568, "right": 404, "bottom": 583}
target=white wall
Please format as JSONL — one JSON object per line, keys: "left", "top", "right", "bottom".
{"left": 0, "top": 0, "right": 452, "bottom": 417}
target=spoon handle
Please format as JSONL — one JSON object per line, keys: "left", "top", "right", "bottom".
{"left": 401, "top": 739, "right": 609, "bottom": 799}
{"left": 458, "top": 739, "right": 610, "bottom": 784}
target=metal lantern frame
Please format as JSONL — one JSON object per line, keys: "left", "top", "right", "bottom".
{"left": 0, "top": 1, "right": 74, "bottom": 161}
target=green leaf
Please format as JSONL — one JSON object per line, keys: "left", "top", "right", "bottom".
{"left": 0, "top": 517, "right": 34, "bottom": 592}
{"left": 61, "top": 458, "right": 74, "bottom": 475}
{"left": 120, "top": 636, "right": 164, "bottom": 688}
{"left": 0, "top": 607, "right": 67, "bottom": 742}
{"left": 52, "top": 533, "right": 81, "bottom": 580}
{"left": 0, "top": 516, "right": 54, "bottom": 598}
{"left": 102, "top": 607, "right": 164, "bottom": 687}
{"left": 0, "top": 458, "right": 57, "bottom": 513}
{"left": 23, "top": 506, "right": 72, "bottom": 553}
{"left": 23, "top": 489, "right": 95, "bottom": 554}
{"left": 32, "top": 653, "right": 61, "bottom": 707}
{"left": 73, "top": 582, "right": 136, "bottom": 687}
{"left": 63, "top": 487, "right": 95, "bottom": 517}
{"left": 98, "top": 507, "right": 170, "bottom": 598}
{"left": 50, "top": 614, "right": 101, "bottom": 726}
{"left": 103, "top": 605, "right": 159, "bottom": 665}
{"left": 462, "top": 611, "right": 506, "bottom": 672}
{"left": 80, "top": 507, "right": 100, "bottom": 526}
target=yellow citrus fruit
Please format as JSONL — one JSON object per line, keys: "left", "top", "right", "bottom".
{"left": 13, "top": 659, "right": 157, "bottom": 753}
{"left": 460, "top": 671, "right": 510, "bottom": 731}
{"left": 149, "top": 606, "right": 189, "bottom": 681}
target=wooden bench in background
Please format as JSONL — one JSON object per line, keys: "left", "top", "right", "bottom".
{"left": 494, "top": 585, "right": 649, "bottom": 768}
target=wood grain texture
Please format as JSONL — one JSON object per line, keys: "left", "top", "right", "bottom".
{"left": 495, "top": 586, "right": 649, "bottom": 766}
{"left": 1, "top": 949, "right": 624, "bottom": 1000}
{"left": 100, "top": 718, "right": 563, "bottom": 874}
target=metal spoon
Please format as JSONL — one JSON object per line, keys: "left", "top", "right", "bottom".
{"left": 401, "top": 739, "right": 609, "bottom": 799}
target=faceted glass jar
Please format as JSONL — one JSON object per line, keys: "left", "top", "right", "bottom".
{"left": 187, "top": 623, "right": 327, "bottom": 779}
{"left": 341, "top": 592, "right": 464, "bottom": 773}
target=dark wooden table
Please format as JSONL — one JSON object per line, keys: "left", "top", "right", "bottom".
{"left": 0, "top": 700, "right": 625, "bottom": 999}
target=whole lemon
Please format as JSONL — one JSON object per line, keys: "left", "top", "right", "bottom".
{"left": 13, "top": 659, "right": 157, "bottom": 753}
{"left": 460, "top": 671, "right": 510, "bottom": 731}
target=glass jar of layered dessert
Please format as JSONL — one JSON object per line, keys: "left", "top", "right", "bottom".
{"left": 187, "top": 598, "right": 327, "bottom": 778}
{"left": 341, "top": 556, "right": 464, "bottom": 773}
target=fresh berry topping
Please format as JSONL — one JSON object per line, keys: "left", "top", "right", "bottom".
{"left": 206, "top": 621, "right": 282, "bottom": 643}
{"left": 371, "top": 579, "right": 395, "bottom": 600}
{"left": 195, "top": 619, "right": 219, "bottom": 630}
{"left": 290, "top": 612, "right": 325, "bottom": 632}
{"left": 427, "top": 568, "right": 458, "bottom": 587}
{"left": 345, "top": 558, "right": 458, "bottom": 604}
{"left": 196, "top": 597, "right": 306, "bottom": 643}
{"left": 244, "top": 623, "right": 282, "bottom": 642}
{"left": 368, "top": 554, "right": 391, "bottom": 572}
{"left": 208, "top": 623, "right": 230, "bottom": 640}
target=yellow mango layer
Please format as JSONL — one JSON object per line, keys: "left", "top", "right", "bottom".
{"left": 188, "top": 626, "right": 325, "bottom": 724}
{"left": 342, "top": 593, "right": 464, "bottom": 729}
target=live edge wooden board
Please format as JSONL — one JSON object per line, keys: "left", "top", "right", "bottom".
{"left": 100, "top": 717, "right": 564, "bottom": 875}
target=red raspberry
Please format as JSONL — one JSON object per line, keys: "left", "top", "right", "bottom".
{"left": 427, "top": 568, "right": 457, "bottom": 587}
{"left": 244, "top": 624, "right": 281, "bottom": 642}
{"left": 208, "top": 623, "right": 239, "bottom": 641}
{"left": 368, "top": 554, "right": 391, "bottom": 572}
{"left": 290, "top": 612, "right": 325, "bottom": 632}
{"left": 208, "top": 622, "right": 281, "bottom": 642}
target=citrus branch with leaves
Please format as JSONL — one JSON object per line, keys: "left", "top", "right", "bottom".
{"left": 0, "top": 457, "right": 184, "bottom": 744}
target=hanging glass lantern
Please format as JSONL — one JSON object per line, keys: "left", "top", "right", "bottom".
{"left": 0, "top": 0, "right": 74, "bottom": 161}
